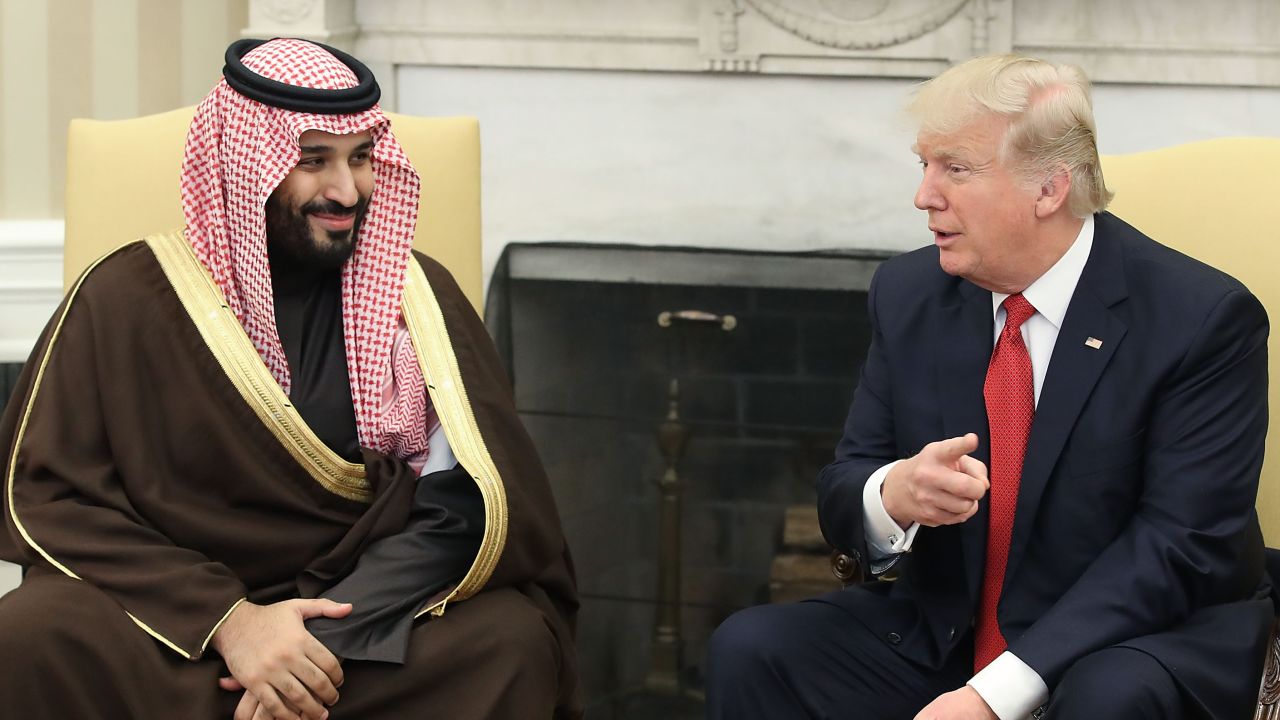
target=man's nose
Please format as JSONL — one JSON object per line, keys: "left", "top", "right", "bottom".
{"left": 914, "top": 173, "right": 944, "bottom": 211}
{"left": 323, "top": 165, "right": 360, "bottom": 208}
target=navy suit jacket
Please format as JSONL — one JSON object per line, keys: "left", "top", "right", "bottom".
{"left": 817, "top": 212, "right": 1272, "bottom": 718}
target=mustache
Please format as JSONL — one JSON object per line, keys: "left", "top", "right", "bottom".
{"left": 302, "top": 198, "right": 366, "bottom": 217}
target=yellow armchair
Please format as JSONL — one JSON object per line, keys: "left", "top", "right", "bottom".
{"left": 1103, "top": 139, "right": 1280, "bottom": 718}
{"left": 64, "top": 107, "right": 483, "bottom": 309}
{"left": 1101, "top": 138, "right": 1280, "bottom": 543}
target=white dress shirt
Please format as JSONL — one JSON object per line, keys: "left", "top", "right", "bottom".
{"left": 861, "top": 216, "right": 1095, "bottom": 719}
{"left": 419, "top": 422, "right": 458, "bottom": 477}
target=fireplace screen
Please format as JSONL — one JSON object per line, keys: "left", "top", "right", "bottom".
{"left": 485, "top": 242, "right": 889, "bottom": 718}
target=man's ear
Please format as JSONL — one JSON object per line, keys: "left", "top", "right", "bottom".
{"left": 1034, "top": 165, "right": 1071, "bottom": 218}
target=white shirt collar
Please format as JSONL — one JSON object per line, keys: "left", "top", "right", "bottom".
{"left": 991, "top": 215, "right": 1094, "bottom": 328}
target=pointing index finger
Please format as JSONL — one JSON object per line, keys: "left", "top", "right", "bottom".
{"left": 934, "top": 433, "right": 980, "bottom": 462}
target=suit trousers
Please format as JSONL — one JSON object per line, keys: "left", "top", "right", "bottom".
{"left": 705, "top": 588, "right": 1187, "bottom": 720}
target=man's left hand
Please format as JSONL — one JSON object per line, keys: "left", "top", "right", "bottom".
{"left": 914, "top": 686, "right": 999, "bottom": 720}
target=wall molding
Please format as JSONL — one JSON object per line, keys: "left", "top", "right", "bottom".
{"left": 0, "top": 220, "right": 64, "bottom": 362}
{"left": 740, "top": 0, "right": 970, "bottom": 51}
{"left": 1013, "top": 41, "right": 1280, "bottom": 87}
{"left": 244, "top": 0, "right": 358, "bottom": 49}
{"left": 271, "top": 0, "right": 1280, "bottom": 88}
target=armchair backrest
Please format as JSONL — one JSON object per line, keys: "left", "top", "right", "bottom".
{"left": 64, "top": 107, "right": 483, "bottom": 309}
{"left": 1102, "top": 138, "right": 1280, "bottom": 542}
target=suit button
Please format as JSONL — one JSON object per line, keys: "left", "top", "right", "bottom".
{"left": 947, "top": 626, "right": 956, "bottom": 642}
{"left": 887, "top": 632, "right": 902, "bottom": 645}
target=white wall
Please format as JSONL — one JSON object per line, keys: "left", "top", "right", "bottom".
{"left": 396, "top": 65, "right": 1280, "bottom": 288}
{"left": 0, "top": 0, "right": 248, "bottom": 220}
{"left": 1094, "top": 83, "right": 1280, "bottom": 153}
{"left": 0, "top": 0, "right": 248, "bottom": 362}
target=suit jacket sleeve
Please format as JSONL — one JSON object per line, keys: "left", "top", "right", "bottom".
{"left": 816, "top": 267, "right": 900, "bottom": 575}
{"left": 1011, "top": 287, "right": 1269, "bottom": 685}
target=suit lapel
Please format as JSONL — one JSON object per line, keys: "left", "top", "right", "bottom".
{"left": 1005, "top": 220, "right": 1129, "bottom": 583}
{"left": 936, "top": 279, "right": 994, "bottom": 601}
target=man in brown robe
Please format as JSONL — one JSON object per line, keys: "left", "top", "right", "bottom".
{"left": 0, "top": 38, "right": 581, "bottom": 720}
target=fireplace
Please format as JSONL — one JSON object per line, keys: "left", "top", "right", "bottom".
{"left": 485, "top": 242, "right": 889, "bottom": 718}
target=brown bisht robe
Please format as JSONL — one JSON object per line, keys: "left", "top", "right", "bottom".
{"left": 0, "top": 231, "right": 581, "bottom": 719}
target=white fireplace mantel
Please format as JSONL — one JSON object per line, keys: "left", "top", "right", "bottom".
{"left": 239, "top": 0, "right": 1280, "bottom": 90}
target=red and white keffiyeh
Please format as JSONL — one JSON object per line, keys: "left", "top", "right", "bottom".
{"left": 181, "top": 38, "right": 437, "bottom": 471}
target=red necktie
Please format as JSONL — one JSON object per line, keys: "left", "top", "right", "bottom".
{"left": 974, "top": 293, "right": 1036, "bottom": 672}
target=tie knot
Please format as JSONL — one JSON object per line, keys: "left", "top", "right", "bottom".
{"left": 1002, "top": 293, "right": 1036, "bottom": 331}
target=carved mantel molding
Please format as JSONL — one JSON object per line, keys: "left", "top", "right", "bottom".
{"left": 243, "top": 1, "right": 1278, "bottom": 88}
{"left": 697, "top": 0, "right": 1003, "bottom": 76}
{"left": 258, "top": 0, "right": 317, "bottom": 25}
{"left": 740, "top": 0, "right": 970, "bottom": 50}
{"left": 244, "top": 0, "right": 358, "bottom": 49}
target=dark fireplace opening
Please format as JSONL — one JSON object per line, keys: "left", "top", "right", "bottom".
{"left": 486, "top": 242, "right": 888, "bottom": 719}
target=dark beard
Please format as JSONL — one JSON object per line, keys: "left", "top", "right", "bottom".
{"left": 265, "top": 195, "right": 369, "bottom": 272}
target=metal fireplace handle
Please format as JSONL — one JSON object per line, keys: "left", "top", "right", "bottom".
{"left": 656, "top": 310, "right": 737, "bottom": 331}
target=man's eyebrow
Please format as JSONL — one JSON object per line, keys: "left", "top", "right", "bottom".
{"left": 911, "top": 142, "right": 958, "bottom": 160}
{"left": 299, "top": 140, "right": 375, "bottom": 154}
{"left": 919, "top": 146, "right": 966, "bottom": 163}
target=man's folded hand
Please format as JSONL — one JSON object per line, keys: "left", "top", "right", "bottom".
{"left": 212, "top": 599, "right": 351, "bottom": 720}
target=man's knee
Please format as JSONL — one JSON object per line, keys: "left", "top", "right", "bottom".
{"left": 1047, "top": 647, "right": 1182, "bottom": 720}
{"left": 0, "top": 573, "right": 142, "bottom": 710}
{"left": 435, "top": 588, "right": 561, "bottom": 684}
{"left": 483, "top": 591, "right": 559, "bottom": 672}
{"left": 0, "top": 574, "right": 122, "bottom": 667}
{"left": 454, "top": 589, "right": 563, "bottom": 714}
{"left": 707, "top": 604, "right": 804, "bottom": 681}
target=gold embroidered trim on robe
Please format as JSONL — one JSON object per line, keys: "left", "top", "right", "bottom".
{"left": 151, "top": 229, "right": 506, "bottom": 614}
{"left": 401, "top": 261, "right": 508, "bottom": 617}
{"left": 146, "top": 230, "right": 371, "bottom": 503}
{"left": 5, "top": 240, "right": 203, "bottom": 659}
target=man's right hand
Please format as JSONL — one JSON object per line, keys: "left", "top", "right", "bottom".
{"left": 882, "top": 433, "right": 989, "bottom": 528}
{"left": 211, "top": 599, "right": 351, "bottom": 720}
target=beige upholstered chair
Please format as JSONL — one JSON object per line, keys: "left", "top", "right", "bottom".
{"left": 64, "top": 106, "right": 483, "bottom": 308}
{"left": 1101, "top": 138, "right": 1280, "bottom": 543}
{"left": 1101, "top": 138, "right": 1280, "bottom": 717}
{"left": 1100, "top": 139, "right": 1280, "bottom": 543}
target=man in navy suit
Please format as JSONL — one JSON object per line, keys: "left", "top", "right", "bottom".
{"left": 706, "top": 55, "right": 1271, "bottom": 719}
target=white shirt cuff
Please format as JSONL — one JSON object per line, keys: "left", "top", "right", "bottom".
{"left": 862, "top": 460, "right": 920, "bottom": 560}
{"left": 967, "top": 652, "right": 1049, "bottom": 720}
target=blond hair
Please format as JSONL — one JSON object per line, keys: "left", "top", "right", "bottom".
{"left": 908, "top": 54, "right": 1113, "bottom": 217}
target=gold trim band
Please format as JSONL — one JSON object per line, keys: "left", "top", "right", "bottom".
{"left": 146, "top": 231, "right": 370, "bottom": 502}
{"left": 401, "top": 261, "right": 508, "bottom": 617}
{"left": 201, "top": 597, "right": 248, "bottom": 656}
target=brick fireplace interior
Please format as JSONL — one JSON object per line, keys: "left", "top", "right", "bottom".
{"left": 486, "top": 242, "right": 886, "bottom": 718}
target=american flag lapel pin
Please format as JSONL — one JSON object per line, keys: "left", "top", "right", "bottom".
{"left": 1084, "top": 337, "right": 1103, "bottom": 349}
